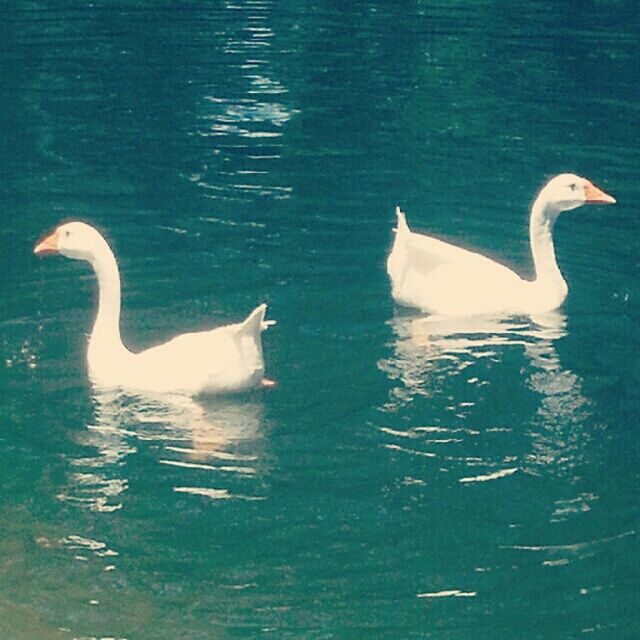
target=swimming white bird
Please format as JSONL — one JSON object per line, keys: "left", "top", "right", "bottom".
{"left": 387, "top": 173, "right": 616, "bottom": 316}
{"left": 34, "top": 222, "right": 275, "bottom": 396}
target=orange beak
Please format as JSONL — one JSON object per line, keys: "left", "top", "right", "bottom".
{"left": 584, "top": 180, "right": 616, "bottom": 204}
{"left": 34, "top": 228, "right": 60, "bottom": 255}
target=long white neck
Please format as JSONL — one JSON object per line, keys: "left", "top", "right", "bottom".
{"left": 88, "top": 241, "right": 124, "bottom": 350}
{"left": 529, "top": 195, "right": 566, "bottom": 295}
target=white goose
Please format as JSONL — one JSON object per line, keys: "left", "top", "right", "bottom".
{"left": 387, "top": 174, "right": 615, "bottom": 316}
{"left": 34, "top": 222, "right": 274, "bottom": 396}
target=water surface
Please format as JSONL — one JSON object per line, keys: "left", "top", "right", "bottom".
{"left": 1, "top": 2, "right": 639, "bottom": 638}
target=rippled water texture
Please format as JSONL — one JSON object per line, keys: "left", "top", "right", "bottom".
{"left": 1, "top": 2, "right": 639, "bottom": 638}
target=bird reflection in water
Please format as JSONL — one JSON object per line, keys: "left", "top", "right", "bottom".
{"left": 59, "top": 389, "right": 268, "bottom": 511}
{"left": 378, "top": 310, "right": 592, "bottom": 481}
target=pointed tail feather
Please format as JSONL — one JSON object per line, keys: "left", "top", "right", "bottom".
{"left": 387, "top": 207, "right": 411, "bottom": 296}
{"left": 239, "top": 303, "right": 273, "bottom": 334}
{"left": 395, "top": 206, "right": 410, "bottom": 235}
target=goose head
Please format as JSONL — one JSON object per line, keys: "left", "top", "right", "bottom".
{"left": 541, "top": 173, "right": 616, "bottom": 213}
{"left": 34, "top": 221, "right": 110, "bottom": 263}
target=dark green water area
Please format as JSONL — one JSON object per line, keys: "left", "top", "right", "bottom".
{"left": 1, "top": 2, "right": 639, "bottom": 638}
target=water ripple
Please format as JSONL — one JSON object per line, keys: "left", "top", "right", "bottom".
{"left": 59, "top": 389, "right": 269, "bottom": 511}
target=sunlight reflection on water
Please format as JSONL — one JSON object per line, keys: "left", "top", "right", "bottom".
{"left": 378, "top": 310, "right": 593, "bottom": 484}
{"left": 59, "top": 389, "right": 268, "bottom": 512}
{"left": 192, "top": 1, "right": 297, "bottom": 203}
{"left": 380, "top": 310, "right": 570, "bottom": 407}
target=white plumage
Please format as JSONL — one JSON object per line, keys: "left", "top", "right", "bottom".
{"left": 35, "top": 222, "right": 274, "bottom": 396}
{"left": 387, "top": 174, "right": 615, "bottom": 316}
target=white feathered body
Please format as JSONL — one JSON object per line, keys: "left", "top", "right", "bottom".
{"left": 387, "top": 209, "right": 567, "bottom": 316}
{"left": 88, "top": 304, "right": 269, "bottom": 396}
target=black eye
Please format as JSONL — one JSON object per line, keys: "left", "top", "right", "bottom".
{"left": 569, "top": 183, "right": 577, "bottom": 191}
{"left": 65, "top": 230, "right": 71, "bottom": 238}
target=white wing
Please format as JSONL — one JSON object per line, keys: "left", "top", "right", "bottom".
{"left": 117, "top": 305, "right": 271, "bottom": 395}
{"left": 388, "top": 208, "right": 524, "bottom": 314}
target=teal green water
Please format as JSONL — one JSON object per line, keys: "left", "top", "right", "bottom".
{"left": 2, "top": 2, "right": 639, "bottom": 638}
